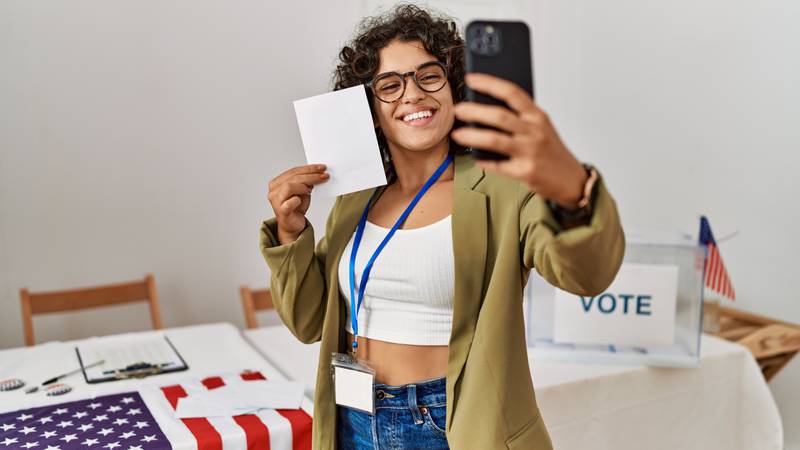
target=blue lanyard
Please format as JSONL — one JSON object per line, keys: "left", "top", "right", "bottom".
{"left": 348, "top": 154, "right": 454, "bottom": 356}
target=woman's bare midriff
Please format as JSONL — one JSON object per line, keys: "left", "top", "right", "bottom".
{"left": 347, "top": 332, "right": 449, "bottom": 386}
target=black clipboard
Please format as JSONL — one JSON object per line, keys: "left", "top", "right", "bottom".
{"left": 76, "top": 335, "right": 189, "bottom": 384}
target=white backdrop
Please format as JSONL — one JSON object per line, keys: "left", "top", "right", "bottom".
{"left": 1, "top": 0, "right": 797, "bottom": 447}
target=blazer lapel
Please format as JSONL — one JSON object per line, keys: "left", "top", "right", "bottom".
{"left": 447, "top": 154, "right": 487, "bottom": 427}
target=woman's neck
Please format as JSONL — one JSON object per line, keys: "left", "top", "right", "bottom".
{"left": 387, "top": 141, "right": 454, "bottom": 195}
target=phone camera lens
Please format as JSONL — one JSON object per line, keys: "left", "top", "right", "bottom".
{"left": 469, "top": 25, "right": 502, "bottom": 56}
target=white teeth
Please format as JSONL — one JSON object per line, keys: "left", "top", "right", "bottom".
{"left": 402, "top": 110, "right": 433, "bottom": 122}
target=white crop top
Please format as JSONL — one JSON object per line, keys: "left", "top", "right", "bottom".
{"left": 337, "top": 215, "right": 455, "bottom": 346}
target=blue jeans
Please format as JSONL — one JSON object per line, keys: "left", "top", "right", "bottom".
{"left": 337, "top": 376, "right": 449, "bottom": 450}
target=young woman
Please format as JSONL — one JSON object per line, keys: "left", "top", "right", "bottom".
{"left": 261, "top": 5, "right": 625, "bottom": 449}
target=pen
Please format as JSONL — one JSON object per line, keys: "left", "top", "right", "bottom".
{"left": 25, "top": 359, "right": 106, "bottom": 394}
{"left": 43, "top": 359, "right": 105, "bottom": 385}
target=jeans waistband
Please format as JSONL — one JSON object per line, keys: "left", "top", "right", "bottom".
{"left": 372, "top": 376, "right": 446, "bottom": 410}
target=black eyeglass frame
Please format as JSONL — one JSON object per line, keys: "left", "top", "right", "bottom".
{"left": 366, "top": 61, "right": 449, "bottom": 103}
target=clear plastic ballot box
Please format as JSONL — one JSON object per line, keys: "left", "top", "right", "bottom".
{"left": 525, "top": 232, "right": 705, "bottom": 368}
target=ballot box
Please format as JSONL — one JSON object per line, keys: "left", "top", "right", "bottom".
{"left": 525, "top": 232, "right": 705, "bottom": 368}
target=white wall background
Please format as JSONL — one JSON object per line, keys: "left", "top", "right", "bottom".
{"left": 1, "top": 0, "right": 797, "bottom": 447}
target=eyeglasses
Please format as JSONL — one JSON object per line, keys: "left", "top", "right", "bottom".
{"left": 366, "top": 61, "right": 448, "bottom": 103}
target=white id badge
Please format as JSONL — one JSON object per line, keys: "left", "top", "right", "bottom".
{"left": 331, "top": 352, "right": 375, "bottom": 414}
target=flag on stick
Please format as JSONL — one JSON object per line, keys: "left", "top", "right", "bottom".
{"left": 699, "top": 216, "right": 736, "bottom": 301}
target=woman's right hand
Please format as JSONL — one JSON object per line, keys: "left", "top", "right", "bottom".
{"left": 267, "top": 164, "right": 329, "bottom": 245}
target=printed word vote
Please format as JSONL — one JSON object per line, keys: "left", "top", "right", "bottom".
{"left": 579, "top": 293, "right": 652, "bottom": 316}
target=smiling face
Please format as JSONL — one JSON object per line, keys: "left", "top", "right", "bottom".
{"left": 372, "top": 39, "right": 455, "bottom": 157}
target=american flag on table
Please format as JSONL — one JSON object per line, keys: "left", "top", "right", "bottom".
{"left": 699, "top": 216, "right": 736, "bottom": 301}
{"left": 0, "top": 371, "right": 312, "bottom": 450}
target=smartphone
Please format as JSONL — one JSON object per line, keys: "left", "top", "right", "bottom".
{"left": 464, "top": 20, "right": 534, "bottom": 160}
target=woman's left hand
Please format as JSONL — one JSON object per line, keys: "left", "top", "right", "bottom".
{"left": 451, "top": 73, "right": 587, "bottom": 208}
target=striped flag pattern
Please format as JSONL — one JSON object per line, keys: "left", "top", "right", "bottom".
{"left": 0, "top": 371, "right": 312, "bottom": 450}
{"left": 698, "top": 216, "right": 736, "bottom": 300}
{"left": 156, "top": 371, "right": 312, "bottom": 450}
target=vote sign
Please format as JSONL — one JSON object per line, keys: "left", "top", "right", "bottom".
{"left": 553, "top": 263, "right": 679, "bottom": 347}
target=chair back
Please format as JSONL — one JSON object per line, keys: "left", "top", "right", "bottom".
{"left": 20, "top": 273, "right": 163, "bottom": 346}
{"left": 239, "top": 285, "right": 273, "bottom": 329}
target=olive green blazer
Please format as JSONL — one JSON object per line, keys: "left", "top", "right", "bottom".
{"left": 260, "top": 154, "right": 625, "bottom": 449}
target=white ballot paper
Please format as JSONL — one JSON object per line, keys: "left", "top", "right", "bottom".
{"left": 76, "top": 334, "right": 186, "bottom": 383}
{"left": 174, "top": 380, "right": 305, "bottom": 418}
{"left": 293, "top": 85, "right": 387, "bottom": 197}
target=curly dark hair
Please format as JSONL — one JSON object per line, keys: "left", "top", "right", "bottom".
{"left": 332, "top": 4, "right": 466, "bottom": 177}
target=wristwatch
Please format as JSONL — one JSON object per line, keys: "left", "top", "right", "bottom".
{"left": 547, "top": 164, "right": 599, "bottom": 228}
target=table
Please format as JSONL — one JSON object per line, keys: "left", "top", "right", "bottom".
{"left": 0, "top": 323, "right": 313, "bottom": 450}
{"left": 245, "top": 326, "right": 783, "bottom": 450}
{"left": 530, "top": 334, "right": 783, "bottom": 450}
{"left": 243, "top": 327, "right": 320, "bottom": 399}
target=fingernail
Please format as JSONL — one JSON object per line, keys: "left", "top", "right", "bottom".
{"left": 317, "top": 164, "right": 326, "bottom": 170}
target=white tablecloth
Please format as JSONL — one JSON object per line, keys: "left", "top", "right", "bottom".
{"left": 245, "top": 326, "right": 783, "bottom": 450}
{"left": 243, "top": 327, "right": 320, "bottom": 399}
{"left": 0, "top": 323, "right": 313, "bottom": 449}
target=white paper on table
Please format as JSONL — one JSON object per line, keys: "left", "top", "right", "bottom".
{"left": 174, "top": 380, "right": 305, "bottom": 418}
{"left": 76, "top": 334, "right": 186, "bottom": 382}
{"left": 293, "top": 85, "right": 387, "bottom": 197}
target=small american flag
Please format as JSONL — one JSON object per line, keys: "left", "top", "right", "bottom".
{"left": 0, "top": 372, "right": 312, "bottom": 450}
{"left": 699, "top": 216, "right": 736, "bottom": 301}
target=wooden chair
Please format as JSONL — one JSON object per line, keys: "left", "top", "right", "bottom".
{"left": 19, "top": 274, "right": 163, "bottom": 346}
{"left": 239, "top": 285, "right": 273, "bottom": 329}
